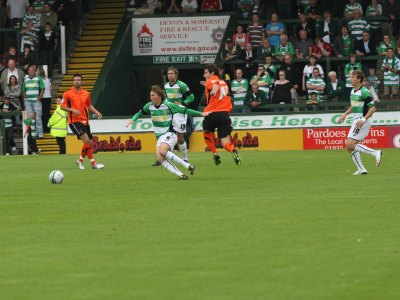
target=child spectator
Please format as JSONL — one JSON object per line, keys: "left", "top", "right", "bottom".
{"left": 24, "top": 111, "right": 40, "bottom": 155}
{"left": 366, "top": 67, "right": 380, "bottom": 96}
{"left": 0, "top": 95, "right": 18, "bottom": 154}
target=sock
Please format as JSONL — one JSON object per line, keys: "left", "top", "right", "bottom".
{"left": 80, "top": 144, "right": 91, "bottom": 160}
{"left": 90, "top": 158, "right": 96, "bottom": 166}
{"left": 165, "top": 151, "right": 190, "bottom": 169}
{"left": 162, "top": 160, "right": 183, "bottom": 177}
{"left": 351, "top": 151, "right": 366, "bottom": 171}
{"left": 203, "top": 132, "right": 217, "bottom": 154}
{"left": 224, "top": 142, "right": 235, "bottom": 153}
{"left": 355, "top": 144, "right": 376, "bottom": 156}
{"left": 179, "top": 141, "right": 188, "bottom": 161}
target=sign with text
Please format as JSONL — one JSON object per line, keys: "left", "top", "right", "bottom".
{"left": 89, "top": 112, "right": 400, "bottom": 133}
{"left": 153, "top": 55, "right": 200, "bottom": 64}
{"left": 303, "top": 127, "right": 390, "bottom": 150}
{"left": 132, "top": 15, "right": 230, "bottom": 56}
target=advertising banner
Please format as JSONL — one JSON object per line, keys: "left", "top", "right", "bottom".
{"left": 132, "top": 15, "right": 230, "bottom": 56}
{"left": 88, "top": 112, "right": 400, "bottom": 133}
{"left": 66, "top": 130, "right": 303, "bottom": 154}
{"left": 303, "top": 127, "right": 391, "bottom": 150}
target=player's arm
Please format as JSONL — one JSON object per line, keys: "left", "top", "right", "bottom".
{"left": 127, "top": 102, "right": 151, "bottom": 127}
{"left": 88, "top": 104, "right": 102, "bottom": 119}
{"left": 181, "top": 83, "right": 195, "bottom": 105}
{"left": 60, "top": 94, "right": 81, "bottom": 116}
{"left": 338, "top": 106, "right": 353, "bottom": 123}
{"left": 169, "top": 102, "right": 211, "bottom": 117}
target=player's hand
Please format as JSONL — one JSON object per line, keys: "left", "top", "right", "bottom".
{"left": 200, "top": 81, "right": 206, "bottom": 86}
{"left": 356, "top": 119, "right": 364, "bottom": 128}
{"left": 338, "top": 115, "right": 345, "bottom": 123}
{"left": 201, "top": 111, "right": 212, "bottom": 117}
{"left": 96, "top": 112, "right": 102, "bottom": 120}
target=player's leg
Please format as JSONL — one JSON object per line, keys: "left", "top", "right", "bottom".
{"left": 85, "top": 126, "right": 104, "bottom": 169}
{"left": 173, "top": 113, "right": 189, "bottom": 161}
{"left": 156, "top": 134, "right": 188, "bottom": 179}
{"left": 177, "top": 132, "right": 188, "bottom": 161}
{"left": 219, "top": 113, "right": 241, "bottom": 165}
{"left": 348, "top": 120, "right": 382, "bottom": 168}
{"left": 162, "top": 133, "right": 195, "bottom": 174}
{"left": 202, "top": 114, "right": 220, "bottom": 165}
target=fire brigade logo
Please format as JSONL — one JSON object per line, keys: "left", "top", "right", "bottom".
{"left": 210, "top": 26, "right": 224, "bottom": 45}
{"left": 137, "top": 23, "right": 154, "bottom": 53}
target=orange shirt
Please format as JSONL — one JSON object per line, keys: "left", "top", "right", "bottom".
{"left": 204, "top": 75, "right": 232, "bottom": 113}
{"left": 62, "top": 86, "right": 92, "bottom": 125}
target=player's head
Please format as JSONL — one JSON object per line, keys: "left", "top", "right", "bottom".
{"left": 351, "top": 70, "right": 365, "bottom": 86}
{"left": 150, "top": 85, "right": 164, "bottom": 105}
{"left": 73, "top": 73, "right": 83, "bottom": 88}
{"left": 203, "top": 64, "right": 218, "bottom": 80}
{"left": 167, "top": 66, "right": 179, "bottom": 83}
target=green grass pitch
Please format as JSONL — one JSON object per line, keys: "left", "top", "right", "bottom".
{"left": 1, "top": 149, "right": 400, "bottom": 300}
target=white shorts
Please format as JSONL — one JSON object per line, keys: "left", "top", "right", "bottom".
{"left": 156, "top": 132, "right": 178, "bottom": 149}
{"left": 172, "top": 112, "right": 188, "bottom": 133}
{"left": 347, "top": 117, "right": 372, "bottom": 141}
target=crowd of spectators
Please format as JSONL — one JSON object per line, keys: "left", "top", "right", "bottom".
{"left": 125, "top": 0, "right": 400, "bottom": 110}
{"left": 0, "top": 0, "right": 86, "bottom": 154}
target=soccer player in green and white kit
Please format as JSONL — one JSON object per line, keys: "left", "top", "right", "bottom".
{"left": 338, "top": 70, "right": 382, "bottom": 175}
{"left": 163, "top": 66, "right": 195, "bottom": 162}
{"left": 127, "top": 85, "right": 211, "bottom": 180}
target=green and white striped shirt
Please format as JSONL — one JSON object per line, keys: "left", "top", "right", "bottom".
{"left": 350, "top": 86, "right": 374, "bottom": 118}
{"left": 306, "top": 77, "right": 326, "bottom": 102}
{"left": 164, "top": 80, "right": 194, "bottom": 106}
{"left": 365, "top": 4, "right": 382, "bottom": 29}
{"left": 131, "top": 101, "right": 202, "bottom": 138}
{"left": 345, "top": 62, "right": 362, "bottom": 87}
{"left": 231, "top": 79, "right": 249, "bottom": 106}
{"left": 377, "top": 41, "right": 396, "bottom": 54}
{"left": 382, "top": 56, "right": 400, "bottom": 86}
{"left": 22, "top": 76, "right": 45, "bottom": 101}
{"left": 251, "top": 74, "right": 272, "bottom": 96}
{"left": 348, "top": 18, "right": 370, "bottom": 40}
{"left": 344, "top": 3, "right": 363, "bottom": 16}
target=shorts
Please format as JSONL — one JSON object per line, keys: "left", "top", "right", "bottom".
{"left": 202, "top": 111, "right": 232, "bottom": 138}
{"left": 383, "top": 85, "right": 399, "bottom": 96}
{"left": 156, "top": 132, "right": 178, "bottom": 149}
{"left": 347, "top": 117, "right": 372, "bottom": 141}
{"left": 172, "top": 112, "right": 188, "bottom": 133}
{"left": 69, "top": 122, "right": 93, "bottom": 139}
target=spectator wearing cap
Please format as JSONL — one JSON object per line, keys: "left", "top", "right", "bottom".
{"left": 221, "top": 38, "right": 241, "bottom": 76}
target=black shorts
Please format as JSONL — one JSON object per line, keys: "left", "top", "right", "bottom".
{"left": 202, "top": 111, "right": 232, "bottom": 138}
{"left": 69, "top": 122, "right": 93, "bottom": 140}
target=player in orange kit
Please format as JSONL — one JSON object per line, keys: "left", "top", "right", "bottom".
{"left": 200, "top": 64, "right": 241, "bottom": 165}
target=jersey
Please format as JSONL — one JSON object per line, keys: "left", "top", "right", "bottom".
{"left": 306, "top": 77, "right": 326, "bottom": 102}
{"left": 204, "top": 74, "right": 232, "bottom": 113}
{"left": 350, "top": 86, "right": 374, "bottom": 118}
{"left": 230, "top": 78, "right": 249, "bottom": 106}
{"left": 250, "top": 74, "right": 272, "bottom": 96}
{"left": 131, "top": 101, "right": 202, "bottom": 139}
{"left": 164, "top": 80, "right": 194, "bottom": 106}
{"left": 382, "top": 56, "right": 400, "bottom": 86}
{"left": 62, "top": 86, "right": 92, "bottom": 125}
{"left": 345, "top": 62, "right": 362, "bottom": 87}
{"left": 22, "top": 76, "right": 45, "bottom": 102}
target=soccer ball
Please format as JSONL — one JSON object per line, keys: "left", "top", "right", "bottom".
{"left": 49, "top": 170, "right": 64, "bottom": 184}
